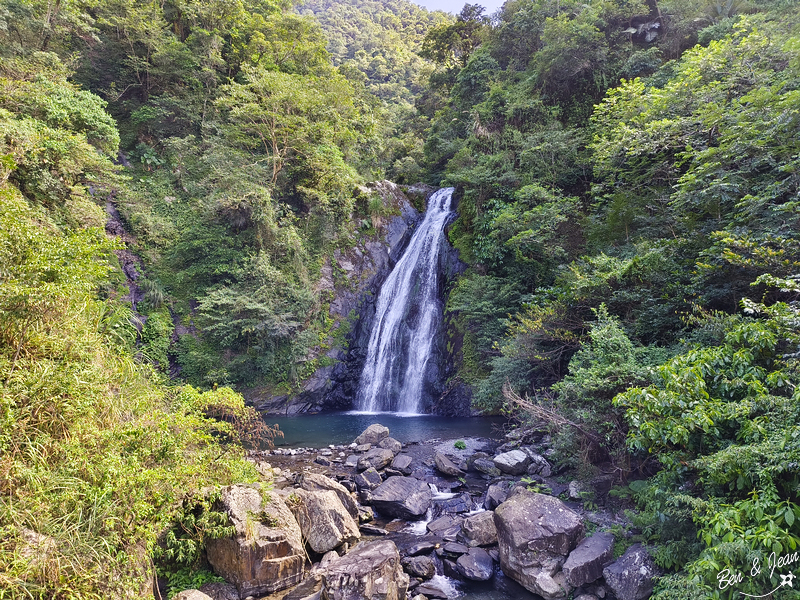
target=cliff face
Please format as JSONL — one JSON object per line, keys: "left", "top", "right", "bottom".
{"left": 247, "top": 182, "right": 430, "bottom": 414}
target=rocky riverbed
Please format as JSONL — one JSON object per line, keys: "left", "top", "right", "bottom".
{"left": 172, "top": 423, "right": 658, "bottom": 600}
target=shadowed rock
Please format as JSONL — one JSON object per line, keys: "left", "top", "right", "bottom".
{"left": 321, "top": 539, "right": 409, "bottom": 600}
{"left": 371, "top": 476, "right": 432, "bottom": 519}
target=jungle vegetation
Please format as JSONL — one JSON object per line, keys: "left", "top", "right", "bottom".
{"left": 2, "top": 0, "right": 800, "bottom": 596}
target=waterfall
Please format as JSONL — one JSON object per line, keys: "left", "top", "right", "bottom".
{"left": 355, "top": 187, "right": 455, "bottom": 414}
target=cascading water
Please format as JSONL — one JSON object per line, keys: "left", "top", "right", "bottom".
{"left": 355, "top": 187, "right": 455, "bottom": 414}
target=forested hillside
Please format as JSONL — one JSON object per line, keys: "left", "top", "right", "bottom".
{"left": 2, "top": 0, "right": 800, "bottom": 596}
{"left": 421, "top": 0, "right": 800, "bottom": 596}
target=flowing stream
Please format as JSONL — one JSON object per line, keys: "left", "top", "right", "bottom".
{"left": 355, "top": 187, "right": 455, "bottom": 413}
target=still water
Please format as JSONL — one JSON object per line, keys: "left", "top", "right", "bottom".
{"left": 265, "top": 412, "right": 507, "bottom": 448}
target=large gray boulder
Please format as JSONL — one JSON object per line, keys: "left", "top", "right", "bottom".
{"left": 371, "top": 476, "right": 432, "bottom": 519}
{"left": 357, "top": 447, "right": 395, "bottom": 472}
{"left": 354, "top": 424, "right": 390, "bottom": 446}
{"left": 391, "top": 454, "right": 413, "bottom": 475}
{"left": 461, "top": 510, "right": 497, "bottom": 547}
{"left": 472, "top": 458, "right": 501, "bottom": 477}
{"left": 456, "top": 547, "right": 494, "bottom": 581}
{"left": 289, "top": 488, "right": 361, "bottom": 553}
{"left": 299, "top": 473, "right": 359, "bottom": 520}
{"left": 321, "top": 539, "right": 409, "bottom": 600}
{"left": 493, "top": 491, "right": 584, "bottom": 600}
{"left": 354, "top": 467, "right": 383, "bottom": 491}
{"left": 602, "top": 544, "right": 658, "bottom": 600}
{"left": 493, "top": 450, "right": 531, "bottom": 475}
{"left": 378, "top": 437, "right": 402, "bottom": 454}
{"left": 563, "top": 532, "right": 614, "bottom": 587}
{"left": 206, "top": 485, "right": 305, "bottom": 597}
{"left": 401, "top": 555, "right": 435, "bottom": 580}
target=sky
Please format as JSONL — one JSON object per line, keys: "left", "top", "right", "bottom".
{"left": 411, "top": 0, "right": 505, "bottom": 16}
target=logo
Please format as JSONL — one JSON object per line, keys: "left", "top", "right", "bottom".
{"left": 718, "top": 550, "right": 799, "bottom": 597}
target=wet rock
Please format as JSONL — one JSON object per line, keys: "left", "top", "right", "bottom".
{"left": 461, "top": 511, "right": 497, "bottom": 547}
{"left": 289, "top": 488, "right": 361, "bottom": 553}
{"left": 563, "top": 532, "right": 614, "bottom": 587}
{"left": 354, "top": 468, "right": 383, "bottom": 491}
{"left": 360, "top": 524, "right": 389, "bottom": 536}
{"left": 602, "top": 544, "right": 658, "bottom": 600}
{"left": 456, "top": 547, "right": 494, "bottom": 581}
{"left": 404, "top": 539, "right": 440, "bottom": 556}
{"left": 414, "top": 581, "right": 450, "bottom": 599}
{"left": 484, "top": 482, "right": 510, "bottom": 510}
{"left": 174, "top": 591, "right": 213, "bottom": 600}
{"left": 321, "top": 539, "right": 408, "bottom": 600}
{"left": 371, "top": 476, "right": 432, "bottom": 519}
{"left": 442, "top": 542, "right": 469, "bottom": 555}
{"left": 206, "top": 484, "right": 305, "bottom": 597}
{"left": 427, "top": 514, "right": 462, "bottom": 538}
{"left": 391, "top": 454, "right": 413, "bottom": 474}
{"left": 493, "top": 491, "right": 584, "bottom": 599}
{"left": 493, "top": 450, "right": 531, "bottom": 475}
{"left": 473, "top": 458, "right": 501, "bottom": 477}
{"left": 431, "top": 492, "right": 472, "bottom": 518}
{"left": 357, "top": 447, "right": 395, "bottom": 472}
{"left": 354, "top": 424, "right": 390, "bottom": 446}
{"left": 402, "top": 555, "right": 436, "bottom": 580}
{"left": 434, "top": 452, "right": 464, "bottom": 477}
{"left": 299, "top": 472, "right": 359, "bottom": 520}
{"left": 378, "top": 437, "right": 402, "bottom": 454}
{"left": 198, "top": 583, "right": 239, "bottom": 600}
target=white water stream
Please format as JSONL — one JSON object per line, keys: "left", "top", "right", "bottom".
{"left": 356, "top": 187, "right": 455, "bottom": 413}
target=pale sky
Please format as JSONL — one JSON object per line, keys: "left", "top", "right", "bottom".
{"left": 412, "top": 0, "right": 505, "bottom": 16}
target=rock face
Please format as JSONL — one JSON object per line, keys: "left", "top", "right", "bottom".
{"left": 563, "top": 532, "right": 615, "bottom": 587}
{"left": 371, "top": 476, "right": 432, "bottom": 519}
{"left": 206, "top": 485, "right": 305, "bottom": 597}
{"left": 289, "top": 488, "right": 361, "bottom": 553}
{"left": 461, "top": 511, "right": 497, "bottom": 547}
{"left": 321, "top": 540, "right": 409, "bottom": 600}
{"left": 493, "top": 491, "right": 584, "bottom": 600}
{"left": 602, "top": 544, "right": 658, "bottom": 600}
{"left": 355, "top": 424, "right": 390, "bottom": 446}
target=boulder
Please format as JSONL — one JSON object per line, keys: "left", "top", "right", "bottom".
{"left": 354, "top": 468, "right": 383, "bottom": 492}
{"left": 174, "top": 591, "right": 213, "bottom": 600}
{"left": 321, "top": 539, "right": 409, "bottom": 600}
{"left": 484, "top": 482, "right": 510, "bottom": 510}
{"left": 299, "top": 473, "right": 359, "bottom": 520}
{"left": 358, "top": 448, "right": 395, "bottom": 472}
{"left": 391, "top": 454, "right": 413, "bottom": 475}
{"left": 371, "top": 476, "right": 432, "bottom": 519}
{"left": 602, "top": 544, "right": 658, "bottom": 600}
{"left": 563, "top": 532, "right": 614, "bottom": 587}
{"left": 426, "top": 514, "right": 462, "bottom": 540}
{"left": 442, "top": 542, "right": 469, "bottom": 555}
{"left": 378, "top": 437, "right": 402, "bottom": 454}
{"left": 522, "top": 449, "right": 552, "bottom": 477}
{"left": 493, "top": 491, "right": 584, "bottom": 599}
{"left": 289, "top": 488, "right": 361, "bottom": 553}
{"left": 434, "top": 452, "right": 464, "bottom": 477}
{"left": 431, "top": 492, "right": 472, "bottom": 518}
{"left": 402, "top": 555, "right": 435, "bottom": 580}
{"left": 413, "top": 581, "right": 450, "bottom": 599}
{"left": 456, "top": 547, "right": 494, "bottom": 581}
{"left": 198, "top": 583, "right": 239, "bottom": 600}
{"left": 493, "top": 450, "right": 531, "bottom": 475}
{"left": 354, "top": 424, "right": 390, "bottom": 446}
{"left": 461, "top": 511, "right": 497, "bottom": 547}
{"left": 473, "top": 458, "right": 501, "bottom": 477}
{"left": 206, "top": 485, "right": 305, "bottom": 597}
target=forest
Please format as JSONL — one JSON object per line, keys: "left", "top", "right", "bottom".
{"left": 1, "top": 0, "right": 799, "bottom": 597}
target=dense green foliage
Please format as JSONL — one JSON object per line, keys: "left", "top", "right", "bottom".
{"left": 4, "top": 0, "right": 800, "bottom": 595}
{"left": 424, "top": 0, "right": 800, "bottom": 595}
